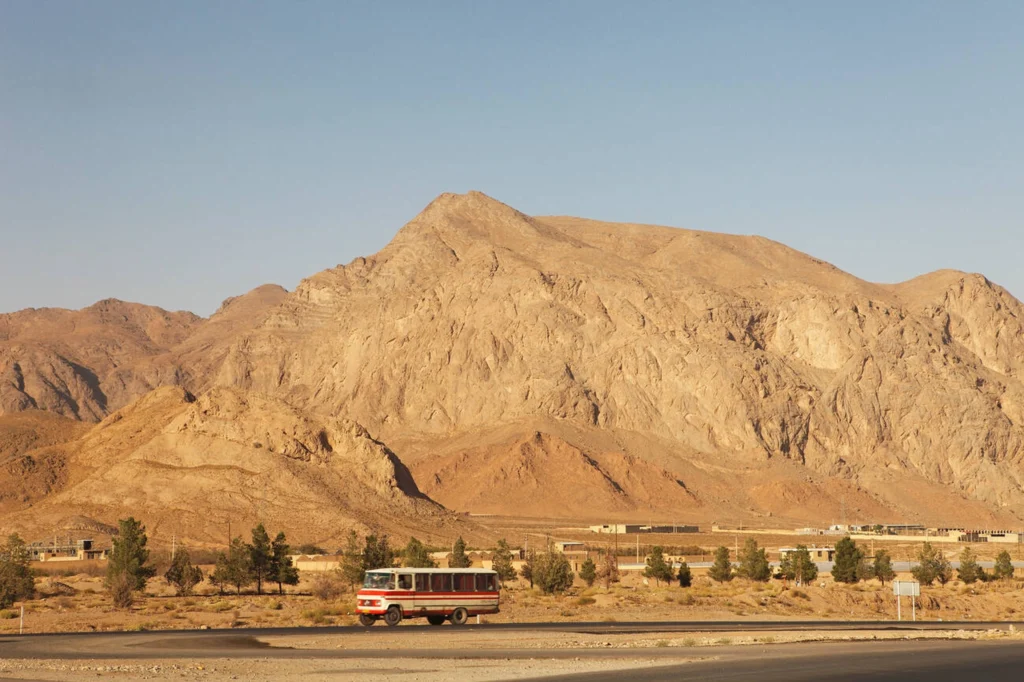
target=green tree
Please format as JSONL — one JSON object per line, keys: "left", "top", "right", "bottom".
{"left": 211, "top": 536, "right": 254, "bottom": 594}
{"left": 709, "top": 546, "right": 733, "bottom": 583}
{"left": 934, "top": 551, "right": 953, "bottom": 585}
{"left": 533, "top": 550, "right": 575, "bottom": 594}
{"left": 579, "top": 556, "right": 597, "bottom": 587}
{"left": 107, "top": 517, "right": 156, "bottom": 592}
{"left": 831, "top": 537, "right": 863, "bottom": 584}
{"left": 249, "top": 523, "right": 272, "bottom": 595}
{"left": 339, "top": 530, "right": 365, "bottom": 590}
{"left": 910, "top": 543, "right": 940, "bottom": 585}
{"left": 644, "top": 546, "right": 675, "bottom": 585}
{"left": 448, "top": 536, "right": 471, "bottom": 568}
{"left": 164, "top": 548, "right": 204, "bottom": 596}
{"left": 0, "top": 534, "right": 35, "bottom": 608}
{"left": 270, "top": 532, "right": 299, "bottom": 594}
{"left": 597, "top": 550, "right": 620, "bottom": 589}
{"left": 361, "top": 534, "right": 396, "bottom": 572}
{"left": 957, "top": 547, "right": 981, "bottom": 584}
{"left": 873, "top": 550, "right": 895, "bottom": 585}
{"left": 403, "top": 537, "right": 437, "bottom": 568}
{"left": 780, "top": 545, "right": 818, "bottom": 585}
{"left": 736, "top": 538, "right": 771, "bottom": 582}
{"left": 491, "top": 539, "right": 518, "bottom": 583}
{"left": 994, "top": 550, "right": 1015, "bottom": 580}
{"left": 520, "top": 550, "right": 535, "bottom": 588}
{"left": 677, "top": 560, "right": 692, "bottom": 588}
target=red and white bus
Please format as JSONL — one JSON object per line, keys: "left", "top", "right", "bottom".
{"left": 356, "top": 568, "right": 500, "bottom": 626}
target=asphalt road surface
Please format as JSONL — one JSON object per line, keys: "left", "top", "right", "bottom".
{"left": 534, "top": 639, "right": 1024, "bottom": 681}
{"left": 2, "top": 619, "right": 1024, "bottom": 658}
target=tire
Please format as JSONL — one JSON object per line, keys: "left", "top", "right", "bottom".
{"left": 384, "top": 605, "right": 403, "bottom": 627}
{"left": 358, "top": 614, "right": 377, "bottom": 627}
{"left": 427, "top": 615, "right": 446, "bottom": 626}
{"left": 450, "top": 607, "right": 469, "bottom": 625}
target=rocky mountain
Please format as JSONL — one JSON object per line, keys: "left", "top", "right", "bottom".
{"left": 2, "top": 191, "right": 1023, "bottom": 543}
{"left": 0, "top": 285, "right": 287, "bottom": 421}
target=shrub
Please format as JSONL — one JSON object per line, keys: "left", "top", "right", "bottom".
{"left": 108, "top": 571, "right": 135, "bottom": 609}
{"left": 311, "top": 572, "right": 344, "bottom": 602}
{"left": 709, "top": 547, "right": 733, "bottom": 583}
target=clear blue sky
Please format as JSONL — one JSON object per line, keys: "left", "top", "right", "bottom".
{"left": 2, "top": 1, "right": 1021, "bottom": 315}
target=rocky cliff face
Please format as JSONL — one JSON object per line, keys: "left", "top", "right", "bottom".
{"left": 214, "top": 191, "right": 1024, "bottom": 524}
{"left": 2, "top": 191, "right": 1023, "bottom": 536}
{"left": 0, "top": 285, "right": 287, "bottom": 421}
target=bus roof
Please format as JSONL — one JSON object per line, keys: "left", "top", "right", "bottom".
{"left": 364, "top": 568, "right": 496, "bottom": 574}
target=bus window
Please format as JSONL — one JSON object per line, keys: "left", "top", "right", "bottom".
{"left": 363, "top": 572, "right": 393, "bottom": 590}
{"left": 431, "top": 573, "right": 452, "bottom": 592}
{"left": 477, "top": 574, "right": 496, "bottom": 592}
{"left": 454, "top": 573, "right": 475, "bottom": 592}
{"left": 397, "top": 574, "right": 413, "bottom": 590}
{"left": 415, "top": 574, "right": 429, "bottom": 591}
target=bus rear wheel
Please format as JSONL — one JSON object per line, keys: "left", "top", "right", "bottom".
{"left": 358, "top": 614, "right": 377, "bottom": 627}
{"left": 384, "top": 606, "right": 403, "bottom": 627}
{"left": 427, "top": 615, "right": 446, "bottom": 626}
{"left": 450, "top": 607, "right": 469, "bottom": 625}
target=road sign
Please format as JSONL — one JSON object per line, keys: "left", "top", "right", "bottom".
{"left": 893, "top": 580, "right": 920, "bottom": 596}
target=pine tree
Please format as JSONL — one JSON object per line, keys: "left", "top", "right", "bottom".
{"left": 107, "top": 517, "right": 156, "bottom": 592}
{"left": 448, "top": 536, "right": 471, "bottom": 568}
{"left": 911, "top": 543, "right": 940, "bottom": 585}
{"left": 339, "top": 530, "right": 365, "bottom": 590}
{"left": 164, "top": 548, "right": 204, "bottom": 596}
{"left": 736, "top": 538, "right": 771, "bottom": 582}
{"left": 491, "top": 539, "right": 518, "bottom": 583}
{"left": 0, "top": 534, "right": 35, "bottom": 608}
{"left": 270, "top": 532, "right": 299, "bottom": 594}
{"left": 362, "top": 534, "right": 396, "bottom": 571}
{"left": 597, "top": 550, "right": 620, "bottom": 589}
{"left": 787, "top": 545, "right": 818, "bottom": 585}
{"left": 934, "top": 551, "right": 953, "bottom": 585}
{"left": 402, "top": 537, "right": 437, "bottom": 568}
{"left": 643, "top": 546, "right": 674, "bottom": 585}
{"left": 211, "top": 536, "right": 254, "bottom": 594}
{"left": 831, "top": 537, "right": 863, "bottom": 584}
{"left": 520, "top": 550, "right": 535, "bottom": 588}
{"left": 957, "top": 547, "right": 981, "bottom": 584}
{"left": 677, "top": 560, "right": 692, "bottom": 588}
{"left": 709, "top": 546, "right": 733, "bottom": 583}
{"left": 579, "top": 556, "right": 597, "bottom": 587}
{"left": 249, "top": 523, "right": 272, "bottom": 595}
{"left": 873, "top": 550, "right": 895, "bottom": 585}
{"left": 994, "top": 550, "right": 1015, "bottom": 580}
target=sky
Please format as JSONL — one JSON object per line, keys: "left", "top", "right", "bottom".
{"left": 1, "top": 1, "right": 1022, "bottom": 316}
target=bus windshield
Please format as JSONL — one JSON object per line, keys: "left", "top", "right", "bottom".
{"left": 363, "top": 572, "right": 393, "bottom": 589}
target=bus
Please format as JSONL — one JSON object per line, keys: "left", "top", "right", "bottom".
{"left": 356, "top": 567, "right": 500, "bottom": 626}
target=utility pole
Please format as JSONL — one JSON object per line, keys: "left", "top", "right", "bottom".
{"left": 636, "top": 535, "right": 640, "bottom": 563}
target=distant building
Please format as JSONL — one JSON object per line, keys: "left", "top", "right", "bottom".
{"left": 779, "top": 546, "right": 835, "bottom": 562}
{"left": 589, "top": 524, "right": 698, "bottom": 534}
{"left": 29, "top": 538, "right": 107, "bottom": 562}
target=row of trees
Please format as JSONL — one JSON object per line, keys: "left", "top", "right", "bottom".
{"left": 703, "top": 537, "right": 1017, "bottom": 586}
{"left": 104, "top": 518, "right": 300, "bottom": 606}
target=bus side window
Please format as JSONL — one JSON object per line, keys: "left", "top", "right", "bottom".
{"left": 455, "top": 574, "right": 474, "bottom": 592}
{"left": 477, "top": 574, "right": 495, "bottom": 592}
{"left": 432, "top": 573, "right": 452, "bottom": 592}
{"left": 415, "top": 574, "right": 429, "bottom": 591}
{"left": 398, "top": 574, "right": 412, "bottom": 590}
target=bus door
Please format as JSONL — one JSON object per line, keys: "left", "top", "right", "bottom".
{"left": 396, "top": 573, "right": 415, "bottom": 610}
{"left": 413, "top": 573, "right": 431, "bottom": 614}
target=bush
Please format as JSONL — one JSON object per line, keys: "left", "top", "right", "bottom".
{"left": 108, "top": 571, "right": 135, "bottom": 609}
{"left": 533, "top": 550, "right": 575, "bottom": 594}
{"left": 709, "top": 547, "right": 733, "bottom": 583}
{"left": 311, "top": 572, "right": 345, "bottom": 601}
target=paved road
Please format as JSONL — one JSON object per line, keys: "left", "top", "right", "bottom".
{"left": 534, "top": 639, "right": 1024, "bottom": 681}
{"left": 1, "top": 620, "right": 1022, "bottom": 660}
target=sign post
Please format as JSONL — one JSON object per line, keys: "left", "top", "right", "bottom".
{"left": 893, "top": 580, "right": 921, "bottom": 621}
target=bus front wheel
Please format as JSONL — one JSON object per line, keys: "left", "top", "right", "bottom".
{"left": 384, "top": 606, "right": 403, "bottom": 627}
{"left": 358, "top": 614, "right": 377, "bottom": 627}
{"left": 450, "top": 607, "right": 469, "bottom": 625}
